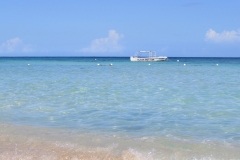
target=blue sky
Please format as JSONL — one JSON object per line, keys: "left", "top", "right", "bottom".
{"left": 0, "top": 0, "right": 240, "bottom": 57}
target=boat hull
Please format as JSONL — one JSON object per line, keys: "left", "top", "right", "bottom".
{"left": 130, "top": 56, "right": 167, "bottom": 62}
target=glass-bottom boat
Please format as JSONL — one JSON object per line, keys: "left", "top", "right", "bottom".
{"left": 130, "top": 50, "right": 168, "bottom": 62}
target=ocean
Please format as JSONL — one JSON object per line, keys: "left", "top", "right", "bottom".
{"left": 0, "top": 57, "right": 240, "bottom": 159}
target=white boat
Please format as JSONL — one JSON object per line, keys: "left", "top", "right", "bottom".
{"left": 130, "top": 50, "right": 167, "bottom": 62}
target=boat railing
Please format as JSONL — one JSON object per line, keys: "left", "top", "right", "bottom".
{"left": 134, "top": 51, "right": 157, "bottom": 58}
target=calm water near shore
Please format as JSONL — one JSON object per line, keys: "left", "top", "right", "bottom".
{"left": 0, "top": 57, "right": 240, "bottom": 159}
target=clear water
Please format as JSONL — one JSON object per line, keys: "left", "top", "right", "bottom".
{"left": 0, "top": 57, "right": 240, "bottom": 159}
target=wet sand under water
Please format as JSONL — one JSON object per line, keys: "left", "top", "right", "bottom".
{"left": 0, "top": 124, "right": 240, "bottom": 160}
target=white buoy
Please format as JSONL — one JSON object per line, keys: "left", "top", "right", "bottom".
{"left": 184, "top": 63, "right": 186, "bottom": 66}
{"left": 177, "top": 60, "right": 179, "bottom": 62}
{"left": 97, "top": 64, "right": 100, "bottom": 66}
{"left": 148, "top": 64, "right": 151, "bottom": 65}
{"left": 28, "top": 64, "right": 30, "bottom": 66}
{"left": 216, "top": 64, "right": 219, "bottom": 66}
{"left": 109, "top": 63, "right": 113, "bottom": 66}
{"left": 95, "top": 59, "right": 97, "bottom": 60}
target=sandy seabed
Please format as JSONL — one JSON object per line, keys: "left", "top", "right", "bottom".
{"left": 1, "top": 123, "right": 240, "bottom": 160}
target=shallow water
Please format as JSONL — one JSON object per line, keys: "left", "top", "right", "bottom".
{"left": 0, "top": 57, "right": 240, "bottom": 159}
{"left": 1, "top": 124, "right": 240, "bottom": 159}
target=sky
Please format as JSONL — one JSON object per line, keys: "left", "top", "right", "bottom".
{"left": 0, "top": 0, "right": 240, "bottom": 57}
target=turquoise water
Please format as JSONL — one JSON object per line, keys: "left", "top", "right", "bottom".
{"left": 0, "top": 57, "right": 240, "bottom": 159}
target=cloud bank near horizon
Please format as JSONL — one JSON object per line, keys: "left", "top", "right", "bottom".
{"left": 81, "top": 30, "right": 124, "bottom": 53}
{"left": 205, "top": 29, "right": 240, "bottom": 43}
{"left": 0, "top": 37, "right": 33, "bottom": 53}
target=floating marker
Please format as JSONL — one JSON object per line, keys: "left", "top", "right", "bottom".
{"left": 177, "top": 60, "right": 179, "bottom": 62}
{"left": 216, "top": 64, "right": 219, "bottom": 66}
{"left": 109, "top": 63, "right": 113, "bottom": 66}
{"left": 95, "top": 59, "right": 97, "bottom": 60}
{"left": 28, "top": 64, "right": 30, "bottom": 66}
{"left": 97, "top": 64, "right": 100, "bottom": 66}
{"left": 184, "top": 63, "right": 186, "bottom": 66}
{"left": 148, "top": 64, "right": 151, "bottom": 65}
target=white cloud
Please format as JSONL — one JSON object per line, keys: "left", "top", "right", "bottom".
{"left": 205, "top": 29, "right": 240, "bottom": 43}
{"left": 81, "top": 30, "right": 124, "bottom": 53}
{"left": 0, "top": 37, "right": 33, "bottom": 53}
